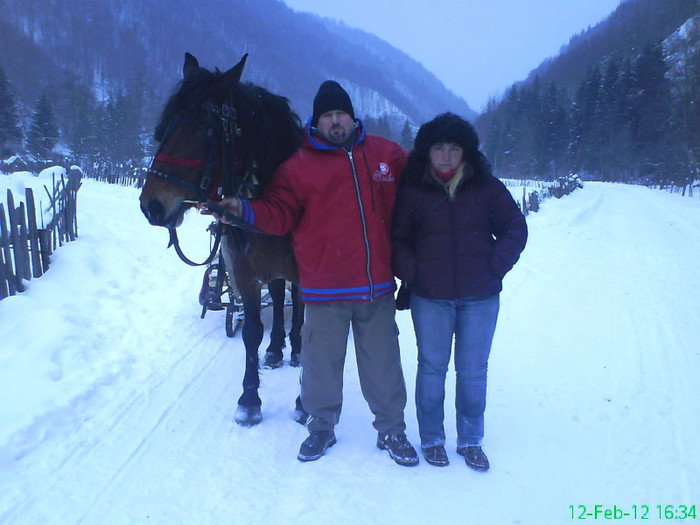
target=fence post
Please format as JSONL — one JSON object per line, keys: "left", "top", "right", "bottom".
{"left": 15, "top": 202, "right": 31, "bottom": 282}
{"left": 38, "top": 228, "right": 52, "bottom": 273}
{"left": 26, "top": 188, "right": 43, "bottom": 278}
{"left": 68, "top": 168, "right": 82, "bottom": 238}
{"left": 6, "top": 191, "right": 26, "bottom": 293}
{"left": 47, "top": 175, "right": 60, "bottom": 249}
{"left": 0, "top": 203, "right": 13, "bottom": 298}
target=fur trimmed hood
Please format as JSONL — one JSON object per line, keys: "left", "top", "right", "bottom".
{"left": 401, "top": 112, "right": 492, "bottom": 188}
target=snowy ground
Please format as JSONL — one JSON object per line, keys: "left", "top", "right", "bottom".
{"left": 1, "top": 177, "right": 699, "bottom": 524}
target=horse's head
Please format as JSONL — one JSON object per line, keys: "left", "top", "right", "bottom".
{"left": 139, "top": 52, "right": 248, "bottom": 228}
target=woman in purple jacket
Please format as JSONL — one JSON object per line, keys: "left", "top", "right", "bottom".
{"left": 392, "top": 113, "right": 527, "bottom": 470}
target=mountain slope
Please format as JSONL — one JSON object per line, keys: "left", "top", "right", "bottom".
{"left": 0, "top": 0, "right": 473, "bottom": 131}
{"left": 525, "top": 0, "right": 699, "bottom": 93}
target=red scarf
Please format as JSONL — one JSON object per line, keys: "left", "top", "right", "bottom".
{"left": 431, "top": 165, "right": 459, "bottom": 183}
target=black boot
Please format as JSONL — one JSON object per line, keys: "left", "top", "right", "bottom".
{"left": 423, "top": 445, "right": 449, "bottom": 467}
{"left": 377, "top": 432, "right": 419, "bottom": 466}
{"left": 457, "top": 445, "right": 490, "bottom": 471}
{"left": 297, "top": 430, "right": 336, "bottom": 462}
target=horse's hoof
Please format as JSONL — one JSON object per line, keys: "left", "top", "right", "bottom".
{"left": 290, "top": 354, "right": 301, "bottom": 367}
{"left": 292, "top": 409, "right": 309, "bottom": 425}
{"left": 234, "top": 405, "right": 262, "bottom": 427}
{"left": 262, "top": 352, "right": 284, "bottom": 369}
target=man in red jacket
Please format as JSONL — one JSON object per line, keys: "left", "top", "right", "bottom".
{"left": 215, "top": 81, "right": 418, "bottom": 466}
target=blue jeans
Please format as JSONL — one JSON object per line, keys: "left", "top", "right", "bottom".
{"left": 411, "top": 293, "right": 499, "bottom": 448}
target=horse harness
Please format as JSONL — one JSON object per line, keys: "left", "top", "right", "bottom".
{"left": 146, "top": 94, "right": 263, "bottom": 266}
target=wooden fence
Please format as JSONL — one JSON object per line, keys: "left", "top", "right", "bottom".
{"left": 84, "top": 162, "right": 147, "bottom": 188}
{"left": 0, "top": 169, "right": 81, "bottom": 299}
{"left": 504, "top": 174, "right": 584, "bottom": 217}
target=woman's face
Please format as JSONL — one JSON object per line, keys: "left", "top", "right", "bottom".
{"left": 429, "top": 142, "right": 463, "bottom": 172}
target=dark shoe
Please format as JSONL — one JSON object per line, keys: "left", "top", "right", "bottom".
{"left": 377, "top": 432, "right": 419, "bottom": 466}
{"left": 423, "top": 445, "right": 449, "bottom": 467}
{"left": 457, "top": 446, "right": 490, "bottom": 471}
{"left": 297, "top": 430, "right": 336, "bottom": 462}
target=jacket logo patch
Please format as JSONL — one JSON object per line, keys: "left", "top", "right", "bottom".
{"left": 373, "top": 162, "right": 395, "bottom": 182}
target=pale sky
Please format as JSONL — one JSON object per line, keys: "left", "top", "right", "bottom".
{"left": 281, "top": 0, "right": 622, "bottom": 112}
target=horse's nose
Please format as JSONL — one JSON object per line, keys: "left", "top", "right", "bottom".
{"left": 141, "top": 199, "right": 167, "bottom": 226}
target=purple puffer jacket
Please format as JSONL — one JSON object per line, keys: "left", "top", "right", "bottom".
{"left": 391, "top": 161, "right": 527, "bottom": 300}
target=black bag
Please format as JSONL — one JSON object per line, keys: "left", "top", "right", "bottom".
{"left": 395, "top": 281, "right": 411, "bottom": 311}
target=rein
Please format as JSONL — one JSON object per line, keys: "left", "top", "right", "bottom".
{"left": 168, "top": 210, "right": 223, "bottom": 267}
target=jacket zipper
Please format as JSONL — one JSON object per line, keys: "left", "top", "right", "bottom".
{"left": 347, "top": 149, "right": 374, "bottom": 299}
{"left": 448, "top": 199, "right": 459, "bottom": 300}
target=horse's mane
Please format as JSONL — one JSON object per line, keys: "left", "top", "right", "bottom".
{"left": 155, "top": 67, "right": 303, "bottom": 188}
{"left": 233, "top": 82, "right": 303, "bottom": 185}
{"left": 154, "top": 67, "right": 217, "bottom": 142}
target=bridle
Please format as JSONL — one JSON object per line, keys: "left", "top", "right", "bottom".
{"left": 146, "top": 95, "right": 260, "bottom": 266}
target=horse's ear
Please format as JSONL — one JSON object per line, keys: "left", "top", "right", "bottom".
{"left": 223, "top": 54, "right": 248, "bottom": 86}
{"left": 183, "top": 52, "right": 200, "bottom": 79}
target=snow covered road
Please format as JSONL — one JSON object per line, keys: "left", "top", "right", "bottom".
{"left": 1, "top": 179, "right": 698, "bottom": 524}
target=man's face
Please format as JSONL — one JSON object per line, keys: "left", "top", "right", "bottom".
{"left": 316, "top": 110, "right": 355, "bottom": 145}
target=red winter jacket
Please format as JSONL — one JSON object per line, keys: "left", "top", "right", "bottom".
{"left": 239, "top": 121, "right": 407, "bottom": 303}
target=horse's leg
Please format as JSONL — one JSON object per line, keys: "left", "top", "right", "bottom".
{"left": 292, "top": 394, "right": 309, "bottom": 425}
{"left": 287, "top": 282, "right": 308, "bottom": 424}
{"left": 262, "top": 278, "right": 286, "bottom": 369}
{"left": 289, "top": 283, "right": 303, "bottom": 368}
{"left": 234, "top": 283, "right": 264, "bottom": 427}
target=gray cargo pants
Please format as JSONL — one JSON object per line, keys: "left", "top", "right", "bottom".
{"left": 300, "top": 294, "right": 408, "bottom": 435}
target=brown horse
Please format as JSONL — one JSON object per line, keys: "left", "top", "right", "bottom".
{"left": 139, "top": 52, "right": 306, "bottom": 426}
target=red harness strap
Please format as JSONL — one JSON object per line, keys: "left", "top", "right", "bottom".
{"left": 153, "top": 152, "right": 222, "bottom": 202}
{"left": 154, "top": 152, "right": 206, "bottom": 169}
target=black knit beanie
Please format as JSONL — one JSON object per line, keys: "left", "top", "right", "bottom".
{"left": 312, "top": 80, "right": 355, "bottom": 125}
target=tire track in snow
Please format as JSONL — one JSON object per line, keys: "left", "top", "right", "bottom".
{"left": 1, "top": 319, "right": 232, "bottom": 524}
